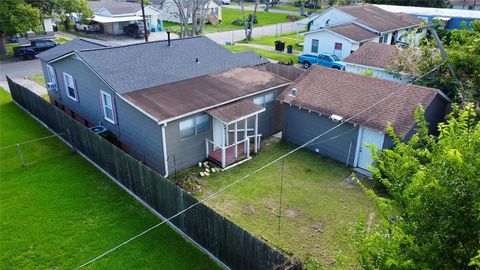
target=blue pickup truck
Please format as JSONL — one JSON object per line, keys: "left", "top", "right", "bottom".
{"left": 298, "top": 53, "right": 346, "bottom": 70}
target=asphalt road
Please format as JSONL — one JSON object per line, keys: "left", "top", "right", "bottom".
{"left": 0, "top": 58, "right": 42, "bottom": 79}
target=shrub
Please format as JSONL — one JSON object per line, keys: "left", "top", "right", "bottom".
{"left": 232, "top": 18, "right": 244, "bottom": 26}
{"left": 247, "top": 14, "right": 258, "bottom": 24}
{"left": 294, "top": 0, "right": 302, "bottom": 7}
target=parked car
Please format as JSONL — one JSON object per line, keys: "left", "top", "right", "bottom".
{"left": 298, "top": 53, "right": 345, "bottom": 69}
{"left": 221, "top": 0, "right": 230, "bottom": 4}
{"left": 13, "top": 39, "right": 57, "bottom": 60}
{"left": 74, "top": 22, "right": 101, "bottom": 32}
{"left": 123, "top": 22, "right": 150, "bottom": 39}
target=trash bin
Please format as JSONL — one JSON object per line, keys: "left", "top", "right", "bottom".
{"left": 274, "top": 40, "right": 285, "bottom": 51}
{"left": 286, "top": 45, "right": 293, "bottom": 54}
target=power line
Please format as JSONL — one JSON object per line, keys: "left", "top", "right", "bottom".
{"left": 0, "top": 133, "right": 64, "bottom": 150}
{"left": 74, "top": 62, "right": 446, "bottom": 269}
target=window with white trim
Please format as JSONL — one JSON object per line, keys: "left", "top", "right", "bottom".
{"left": 253, "top": 92, "right": 275, "bottom": 109}
{"left": 63, "top": 72, "right": 77, "bottom": 101}
{"left": 311, "top": 39, "right": 319, "bottom": 53}
{"left": 46, "top": 64, "right": 57, "bottom": 91}
{"left": 179, "top": 114, "right": 210, "bottom": 139}
{"left": 101, "top": 91, "right": 115, "bottom": 124}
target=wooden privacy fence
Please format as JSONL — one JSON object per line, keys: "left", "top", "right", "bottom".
{"left": 7, "top": 77, "right": 290, "bottom": 270}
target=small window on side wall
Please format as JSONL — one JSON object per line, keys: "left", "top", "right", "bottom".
{"left": 46, "top": 64, "right": 57, "bottom": 91}
{"left": 63, "top": 72, "right": 77, "bottom": 101}
{"left": 311, "top": 39, "right": 319, "bottom": 53}
{"left": 101, "top": 91, "right": 115, "bottom": 124}
{"left": 179, "top": 114, "right": 210, "bottom": 139}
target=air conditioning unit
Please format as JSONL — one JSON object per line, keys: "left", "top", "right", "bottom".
{"left": 47, "top": 82, "right": 57, "bottom": 91}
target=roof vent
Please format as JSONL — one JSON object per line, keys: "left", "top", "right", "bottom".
{"left": 289, "top": 88, "right": 297, "bottom": 97}
{"left": 195, "top": 58, "right": 199, "bottom": 63}
{"left": 167, "top": 31, "right": 172, "bottom": 47}
{"left": 331, "top": 114, "right": 343, "bottom": 122}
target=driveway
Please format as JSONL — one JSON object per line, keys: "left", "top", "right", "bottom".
{"left": 0, "top": 58, "right": 42, "bottom": 79}
{"left": 206, "top": 21, "right": 306, "bottom": 44}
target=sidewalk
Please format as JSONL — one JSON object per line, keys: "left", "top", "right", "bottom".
{"left": 0, "top": 77, "right": 47, "bottom": 96}
{"left": 206, "top": 21, "right": 306, "bottom": 44}
{"left": 235, "top": 43, "right": 301, "bottom": 55}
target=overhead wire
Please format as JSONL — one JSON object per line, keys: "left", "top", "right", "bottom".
{"left": 74, "top": 61, "right": 446, "bottom": 269}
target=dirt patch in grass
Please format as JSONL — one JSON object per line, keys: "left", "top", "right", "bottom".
{"left": 285, "top": 208, "right": 302, "bottom": 219}
{"left": 242, "top": 204, "right": 256, "bottom": 215}
{"left": 310, "top": 222, "right": 325, "bottom": 233}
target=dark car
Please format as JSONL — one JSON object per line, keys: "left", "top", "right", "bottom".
{"left": 123, "top": 22, "right": 150, "bottom": 39}
{"left": 13, "top": 39, "right": 57, "bottom": 60}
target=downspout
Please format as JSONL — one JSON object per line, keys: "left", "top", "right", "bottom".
{"left": 161, "top": 123, "right": 169, "bottom": 177}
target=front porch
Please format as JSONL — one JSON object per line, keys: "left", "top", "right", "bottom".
{"left": 205, "top": 99, "right": 265, "bottom": 169}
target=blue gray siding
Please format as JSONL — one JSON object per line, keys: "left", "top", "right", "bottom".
{"left": 282, "top": 104, "right": 359, "bottom": 166}
{"left": 165, "top": 113, "right": 213, "bottom": 173}
{"left": 45, "top": 55, "right": 166, "bottom": 174}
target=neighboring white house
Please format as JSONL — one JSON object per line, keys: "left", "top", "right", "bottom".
{"left": 152, "top": 0, "right": 222, "bottom": 23}
{"left": 85, "top": 0, "right": 163, "bottom": 35}
{"left": 343, "top": 42, "right": 412, "bottom": 83}
{"left": 302, "top": 4, "right": 425, "bottom": 59}
{"left": 450, "top": 0, "right": 480, "bottom": 10}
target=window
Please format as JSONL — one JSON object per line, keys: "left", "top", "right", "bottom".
{"left": 379, "top": 34, "right": 388, "bottom": 44}
{"left": 311, "top": 39, "right": 319, "bottom": 53}
{"left": 254, "top": 92, "right": 275, "bottom": 109}
{"left": 46, "top": 64, "right": 57, "bottom": 91}
{"left": 63, "top": 72, "right": 77, "bottom": 101}
{"left": 179, "top": 114, "right": 210, "bottom": 139}
{"left": 101, "top": 91, "right": 115, "bottom": 124}
{"left": 334, "top": 42, "right": 342, "bottom": 50}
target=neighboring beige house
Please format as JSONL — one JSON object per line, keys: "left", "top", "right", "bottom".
{"left": 152, "top": 0, "right": 222, "bottom": 23}
{"left": 450, "top": 0, "right": 480, "bottom": 10}
{"left": 301, "top": 4, "right": 425, "bottom": 59}
{"left": 343, "top": 42, "right": 413, "bottom": 83}
{"left": 86, "top": 0, "right": 163, "bottom": 34}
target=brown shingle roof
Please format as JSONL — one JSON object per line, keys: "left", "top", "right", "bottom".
{"left": 328, "top": 23, "right": 378, "bottom": 42}
{"left": 208, "top": 99, "right": 265, "bottom": 124}
{"left": 336, "top": 4, "right": 422, "bottom": 32}
{"left": 123, "top": 67, "right": 290, "bottom": 123}
{"left": 343, "top": 42, "right": 399, "bottom": 69}
{"left": 278, "top": 65, "right": 441, "bottom": 136}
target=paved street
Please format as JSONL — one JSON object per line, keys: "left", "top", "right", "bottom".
{"left": 206, "top": 21, "right": 306, "bottom": 44}
{"left": 0, "top": 58, "right": 42, "bottom": 79}
{"left": 225, "top": 4, "right": 312, "bottom": 16}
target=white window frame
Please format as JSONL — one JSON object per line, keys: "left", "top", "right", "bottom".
{"left": 46, "top": 64, "right": 57, "bottom": 91}
{"left": 63, "top": 72, "right": 77, "bottom": 101}
{"left": 311, "top": 39, "right": 319, "bottom": 53}
{"left": 100, "top": 91, "right": 115, "bottom": 124}
{"left": 179, "top": 114, "right": 210, "bottom": 139}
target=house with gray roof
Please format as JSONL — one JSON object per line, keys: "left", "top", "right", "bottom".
{"left": 84, "top": 0, "right": 163, "bottom": 34}
{"left": 278, "top": 65, "right": 450, "bottom": 173}
{"left": 302, "top": 4, "right": 426, "bottom": 59}
{"left": 37, "top": 36, "right": 291, "bottom": 176}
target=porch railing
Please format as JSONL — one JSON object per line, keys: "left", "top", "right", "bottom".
{"left": 205, "top": 134, "right": 262, "bottom": 168}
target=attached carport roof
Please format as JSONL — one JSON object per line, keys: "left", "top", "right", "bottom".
{"left": 208, "top": 99, "right": 265, "bottom": 125}
{"left": 91, "top": 15, "right": 144, "bottom": 23}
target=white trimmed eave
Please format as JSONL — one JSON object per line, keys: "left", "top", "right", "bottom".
{"left": 49, "top": 51, "right": 161, "bottom": 124}
{"left": 157, "top": 83, "right": 291, "bottom": 126}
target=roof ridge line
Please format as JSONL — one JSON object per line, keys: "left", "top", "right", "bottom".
{"left": 77, "top": 35, "right": 204, "bottom": 53}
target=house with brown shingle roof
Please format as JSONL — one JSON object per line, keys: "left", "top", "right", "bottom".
{"left": 278, "top": 65, "right": 450, "bottom": 172}
{"left": 302, "top": 4, "right": 426, "bottom": 59}
{"left": 343, "top": 42, "right": 413, "bottom": 83}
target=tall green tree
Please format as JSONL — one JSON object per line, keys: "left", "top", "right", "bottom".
{"left": 355, "top": 104, "right": 480, "bottom": 269}
{"left": 0, "top": 0, "right": 41, "bottom": 55}
{"left": 26, "top": 0, "right": 93, "bottom": 31}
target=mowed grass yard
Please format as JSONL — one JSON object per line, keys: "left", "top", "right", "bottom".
{"left": 238, "top": 32, "right": 304, "bottom": 51}
{"left": 164, "top": 7, "right": 293, "bottom": 34}
{"left": 191, "top": 139, "right": 377, "bottom": 268}
{"left": 0, "top": 89, "right": 221, "bottom": 269}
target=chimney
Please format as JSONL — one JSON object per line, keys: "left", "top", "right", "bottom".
{"left": 167, "top": 31, "right": 171, "bottom": 47}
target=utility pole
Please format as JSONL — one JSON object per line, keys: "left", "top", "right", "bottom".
{"left": 141, "top": 0, "right": 148, "bottom": 42}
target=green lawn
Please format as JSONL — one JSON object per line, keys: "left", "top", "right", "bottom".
{"left": 27, "top": 73, "right": 46, "bottom": 87}
{"left": 224, "top": 44, "right": 297, "bottom": 62}
{"left": 185, "top": 139, "right": 376, "bottom": 268}
{"left": 238, "top": 32, "right": 304, "bottom": 51}
{"left": 164, "top": 7, "right": 293, "bottom": 34}
{"left": 0, "top": 89, "right": 221, "bottom": 270}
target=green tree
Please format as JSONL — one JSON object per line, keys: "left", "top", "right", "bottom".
{"left": 26, "top": 0, "right": 93, "bottom": 31}
{"left": 0, "top": 0, "right": 41, "bottom": 55}
{"left": 355, "top": 104, "right": 480, "bottom": 269}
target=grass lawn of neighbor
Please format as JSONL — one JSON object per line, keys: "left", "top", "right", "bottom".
{"left": 0, "top": 89, "right": 221, "bottom": 270}
{"left": 164, "top": 7, "right": 293, "bottom": 34}
{"left": 238, "top": 32, "right": 304, "bottom": 51}
{"left": 182, "top": 138, "right": 377, "bottom": 269}
{"left": 224, "top": 44, "right": 297, "bottom": 62}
